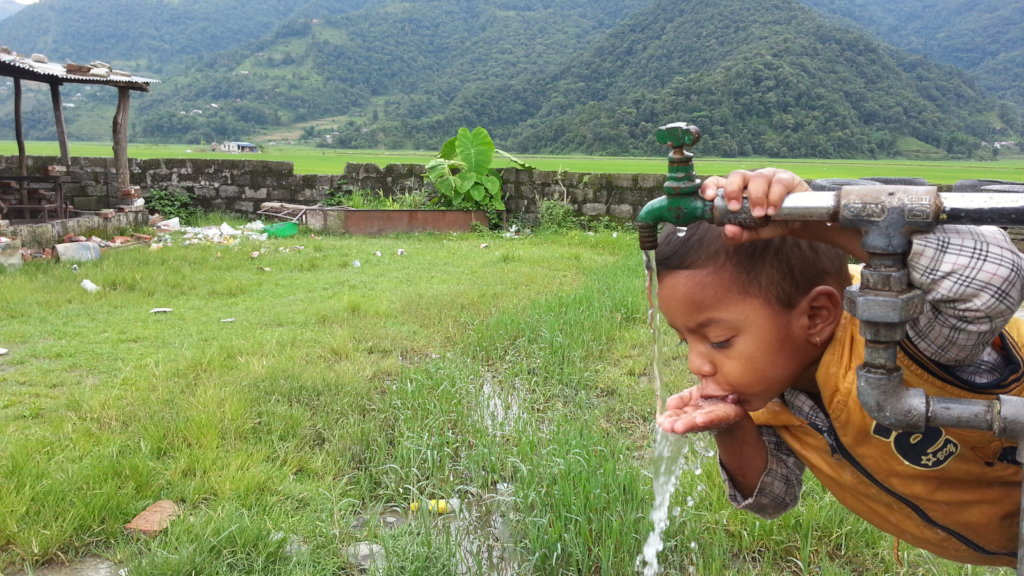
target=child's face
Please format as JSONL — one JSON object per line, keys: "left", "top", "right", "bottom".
{"left": 658, "top": 266, "right": 815, "bottom": 412}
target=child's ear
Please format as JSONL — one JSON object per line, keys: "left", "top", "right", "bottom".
{"left": 799, "top": 285, "right": 844, "bottom": 345}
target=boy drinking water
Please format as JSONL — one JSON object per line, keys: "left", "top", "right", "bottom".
{"left": 656, "top": 168, "right": 1024, "bottom": 566}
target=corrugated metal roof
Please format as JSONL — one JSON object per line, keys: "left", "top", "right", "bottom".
{"left": 0, "top": 49, "right": 158, "bottom": 91}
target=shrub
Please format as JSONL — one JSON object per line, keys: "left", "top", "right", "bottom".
{"left": 536, "top": 200, "right": 579, "bottom": 233}
{"left": 145, "top": 187, "right": 203, "bottom": 224}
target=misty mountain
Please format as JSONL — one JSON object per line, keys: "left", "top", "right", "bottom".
{"left": 504, "top": 0, "right": 1003, "bottom": 158}
{"left": 801, "top": 0, "right": 1024, "bottom": 106}
{"left": 0, "top": 0, "right": 380, "bottom": 74}
{"left": 0, "top": 0, "right": 1017, "bottom": 159}
{"left": 0, "top": 1, "right": 29, "bottom": 21}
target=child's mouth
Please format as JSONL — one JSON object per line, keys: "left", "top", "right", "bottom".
{"left": 698, "top": 394, "right": 740, "bottom": 407}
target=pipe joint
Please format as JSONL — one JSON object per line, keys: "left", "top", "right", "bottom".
{"left": 844, "top": 285, "right": 925, "bottom": 327}
{"left": 857, "top": 366, "right": 928, "bottom": 432}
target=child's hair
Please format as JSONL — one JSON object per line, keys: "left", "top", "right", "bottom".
{"left": 655, "top": 221, "right": 851, "bottom": 310}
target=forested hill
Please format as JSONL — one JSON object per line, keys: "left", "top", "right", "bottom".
{"left": 0, "top": 0, "right": 380, "bottom": 73}
{"left": 506, "top": 0, "right": 1002, "bottom": 158}
{"left": 0, "top": 0, "right": 1017, "bottom": 159}
{"left": 801, "top": 0, "right": 1024, "bottom": 107}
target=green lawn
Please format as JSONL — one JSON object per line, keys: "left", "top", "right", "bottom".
{"left": 0, "top": 224, "right": 1012, "bottom": 575}
{"left": 0, "top": 141, "right": 1020, "bottom": 184}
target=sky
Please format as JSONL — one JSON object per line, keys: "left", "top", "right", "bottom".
{"left": 12, "top": 0, "right": 40, "bottom": 4}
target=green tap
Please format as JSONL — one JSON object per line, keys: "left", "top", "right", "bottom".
{"left": 637, "top": 122, "right": 710, "bottom": 250}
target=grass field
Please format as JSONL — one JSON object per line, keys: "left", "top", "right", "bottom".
{"left": 0, "top": 141, "right": 1021, "bottom": 185}
{"left": 0, "top": 222, "right": 1013, "bottom": 575}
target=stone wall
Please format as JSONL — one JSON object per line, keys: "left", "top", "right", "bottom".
{"left": 0, "top": 155, "right": 665, "bottom": 223}
{"left": 4, "top": 211, "right": 150, "bottom": 248}
{"left": 335, "top": 162, "right": 664, "bottom": 223}
{"left": 0, "top": 155, "right": 343, "bottom": 215}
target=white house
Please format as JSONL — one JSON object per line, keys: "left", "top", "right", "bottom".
{"left": 219, "top": 141, "right": 260, "bottom": 153}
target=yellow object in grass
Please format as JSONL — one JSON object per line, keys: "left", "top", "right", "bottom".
{"left": 410, "top": 499, "right": 453, "bottom": 514}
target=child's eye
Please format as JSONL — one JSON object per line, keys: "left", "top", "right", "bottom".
{"left": 709, "top": 338, "right": 733, "bottom": 350}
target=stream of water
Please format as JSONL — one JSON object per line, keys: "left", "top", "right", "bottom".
{"left": 636, "top": 246, "right": 703, "bottom": 575}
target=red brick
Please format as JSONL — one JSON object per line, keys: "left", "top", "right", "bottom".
{"left": 124, "top": 500, "right": 180, "bottom": 536}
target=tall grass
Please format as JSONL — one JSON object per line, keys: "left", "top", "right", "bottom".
{"left": 0, "top": 227, "right": 1013, "bottom": 575}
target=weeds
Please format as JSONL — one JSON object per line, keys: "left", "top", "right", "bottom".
{"left": 144, "top": 187, "right": 204, "bottom": 224}
{"left": 535, "top": 200, "right": 578, "bottom": 233}
{"left": 323, "top": 188, "right": 434, "bottom": 210}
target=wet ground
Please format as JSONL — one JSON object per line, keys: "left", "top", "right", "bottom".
{"left": 7, "top": 374, "right": 527, "bottom": 576}
{"left": 6, "top": 557, "right": 124, "bottom": 576}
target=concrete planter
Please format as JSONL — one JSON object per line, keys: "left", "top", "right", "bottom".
{"left": 307, "top": 208, "right": 491, "bottom": 235}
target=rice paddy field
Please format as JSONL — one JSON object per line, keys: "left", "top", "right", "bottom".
{"left": 0, "top": 140, "right": 1021, "bottom": 184}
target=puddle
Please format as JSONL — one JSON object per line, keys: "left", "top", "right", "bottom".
{"left": 480, "top": 374, "right": 523, "bottom": 436}
{"left": 448, "top": 488, "right": 522, "bottom": 576}
{"left": 349, "top": 493, "right": 522, "bottom": 575}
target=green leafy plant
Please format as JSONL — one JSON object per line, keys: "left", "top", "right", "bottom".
{"left": 323, "top": 188, "right": 431, "bottom": 209}
{"left": 425, "top": 126, "right": 533, "bottom": 213}
{"left": 536, "top": 199, "right": 579, "bottom": 233}
{"left": 144, "top": 187, "right": 203, "bottom": 224}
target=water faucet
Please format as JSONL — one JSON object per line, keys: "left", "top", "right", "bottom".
{"left": 637, "top": 122, "right": 708, "bottom": 250}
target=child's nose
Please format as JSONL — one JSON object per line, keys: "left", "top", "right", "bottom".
{"left": 686, "top": 348, "right": 714, "bottom": 377}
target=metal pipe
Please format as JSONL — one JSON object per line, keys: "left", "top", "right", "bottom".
{"left": 646, "top": 189, "right": 1024, "bottom": 232}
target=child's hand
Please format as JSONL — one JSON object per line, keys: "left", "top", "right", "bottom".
{"left": 699, "top": 167, "right": 810, "bottom": 244}
{"left": 657, "top": 386, "right": 748, "bottom": 435}
{"left": 698, "top": 167, "right": 866, "bottom": 258}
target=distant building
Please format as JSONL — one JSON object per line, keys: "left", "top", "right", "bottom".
{"left": 220, "top": 141, "right": 259, "bottom": 153}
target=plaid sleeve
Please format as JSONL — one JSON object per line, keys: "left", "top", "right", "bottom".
{"left": 720, "top": 424, "right": 805, "bottom": 519}
{"left": 906, "top": 225, "right": 1024, "bottom": 366}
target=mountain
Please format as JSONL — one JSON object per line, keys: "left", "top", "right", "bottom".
{"left": 0, "top": 0, "right": 29, "bottom": 21}
{"left": 800, "top": 0, "right": 1024, "bottom": 108}
{"left": 76, "top": 0, "right": 651, "bottom": 146}
{"left": 504, "top": 0, "right": 1002, "bottom": 158}
{"left": 0, "top": 0, "right": 1017, "bottom": 159}
{"left": 0, "top": 0, "right": 379, "bottom": 74}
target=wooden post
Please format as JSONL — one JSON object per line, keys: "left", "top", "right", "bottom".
{"left": 49, "top": 83, "right": 70, "bottom": 166}
{"left": 112, "top": 86, "right": 131, "bottom": 189}
{"left": 14, "top": 78, "right": 25, "bottom": 177}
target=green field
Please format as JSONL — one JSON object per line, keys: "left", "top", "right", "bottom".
{"left": 0, "top": 228, "right": 1010, "bottom": 575}
{"left": 0, "top": 141, "right": 1021, "bottom": 184}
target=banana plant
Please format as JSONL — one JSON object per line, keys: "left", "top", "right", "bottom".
{"left": 425, "top": 126, "right": 533, "bottom": 213}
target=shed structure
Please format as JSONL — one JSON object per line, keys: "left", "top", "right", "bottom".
{"left": 0, "top": 47, "right": 158, "bottom": 221}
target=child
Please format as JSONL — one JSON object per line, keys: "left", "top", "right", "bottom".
{"left": 655, "top": 167, "right": 1024, "bottom": 567}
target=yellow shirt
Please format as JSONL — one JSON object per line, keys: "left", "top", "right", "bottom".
{"left": 753, "top": 311, "right": 1024, "bottom": 566}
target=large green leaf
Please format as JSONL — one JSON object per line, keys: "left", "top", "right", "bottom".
{"left": 468, "top": 183, "right": 485, "bottom": 203}
{"left": 456, "top": 126, "right": 495, "bottom": 175}
{"left": 456, "top": 172, "right": 477, "bottom": 195}
{"left": 425, "top": 159, "right": 461, "bottom": 197}
{"left": 482, "top": 173, "right": 501, "bottom": 197}
{"left": 494, "top": 148, "right": 536, "bottom": 170}
{"left": 438, "top": 136, "right": 458, "bottom": 161}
